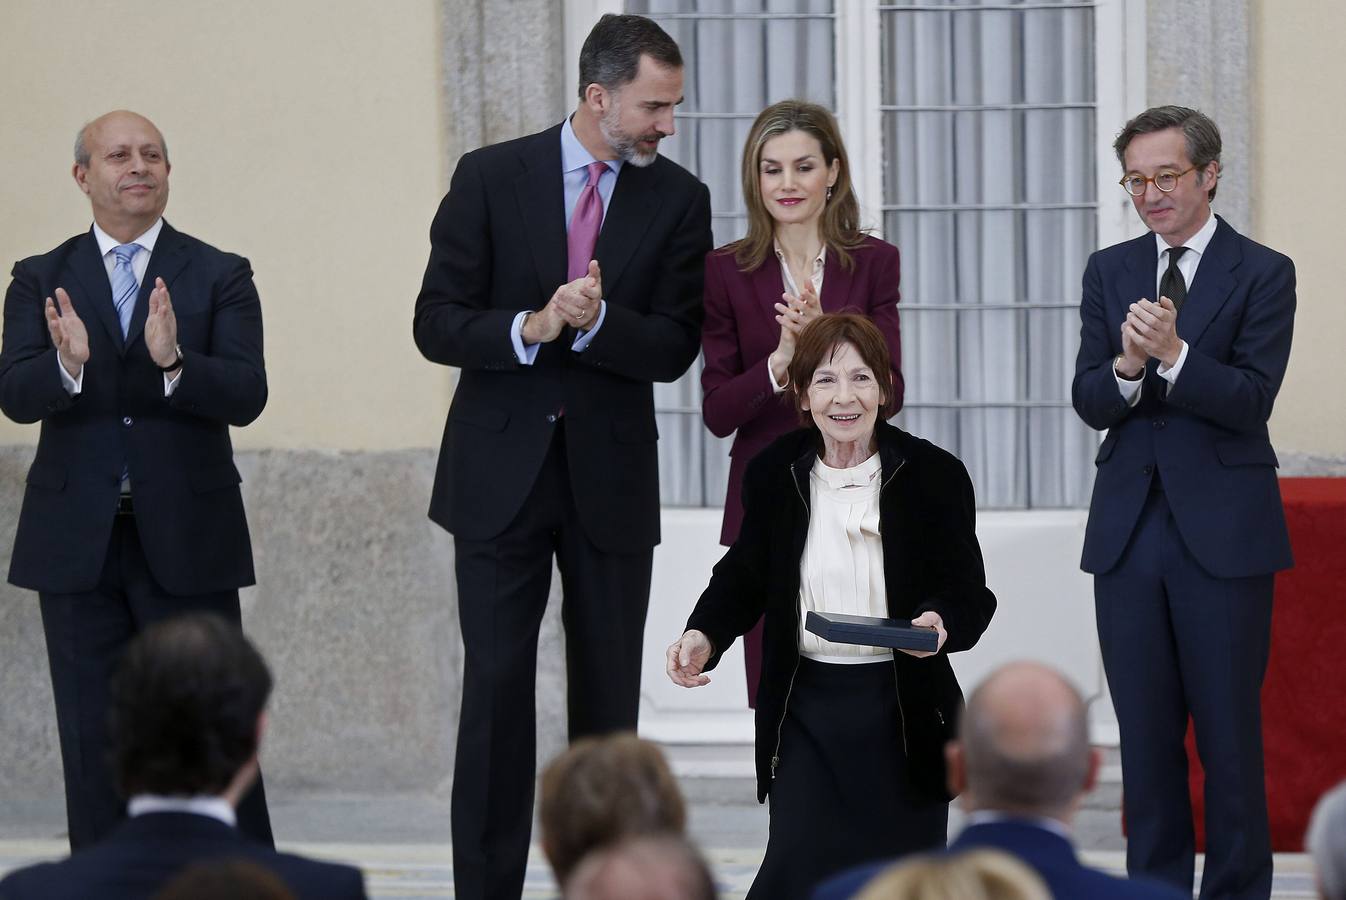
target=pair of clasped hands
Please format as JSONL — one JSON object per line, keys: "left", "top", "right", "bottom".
{"left": 44, "top": 280, "right": 181, "bottom": 379}
{"left": 1118, "top": 295, "right": 1183, "bottom": 376}
{"left": 521, "top": 260, "right": 604, "bottom": 344}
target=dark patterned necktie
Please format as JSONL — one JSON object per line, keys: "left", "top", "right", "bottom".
{"left": 1160, "top": 246, "right": 1189, "bottom": 311}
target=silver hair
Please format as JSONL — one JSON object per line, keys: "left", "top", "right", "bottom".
{"left": 1308, "top": 780, "right": 1346, "bottom": 900}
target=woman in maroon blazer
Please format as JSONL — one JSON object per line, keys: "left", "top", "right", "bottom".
{"left": 701, "top": 100, "right": 904, "bottom": 705}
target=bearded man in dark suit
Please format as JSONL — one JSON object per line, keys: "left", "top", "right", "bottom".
{"left": 412, "top": 14, "right": 712, "bottom": 900}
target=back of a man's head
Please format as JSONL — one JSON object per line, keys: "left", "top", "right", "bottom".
{"left": 539, "top": 732, "right": 687, "bottom": 884}
{"left": 564, "top": 834, "right": 715, "bottom": 900}
{"left": 1308, "top": 779, "right": 1346, "bottom": 900}
{"left": 110, "top": 613, "right": 272, "bottom": 798}
{"left": 956, "top": 662, "right": 1093, "bottom": 821}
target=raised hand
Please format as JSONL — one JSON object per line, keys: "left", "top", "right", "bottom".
{"left": 1125, "top": 296, "right": 1181, "bottom": 367}
{"left": 44, "top": 288, "right": 89, "bottom": 378}
{"left": 144, "top": 277, "right": 180, "bottom": 367}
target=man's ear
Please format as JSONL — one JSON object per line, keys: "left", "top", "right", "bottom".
{"left": 254, "top": 709, "right": 269, "bottom": 753}
{"left": 72, "top": 163, "right": 90, "bottom": 195}
{"left": 1083, "top": 746, "right": 1101, "bottom": 794}
{"left": 945, "top": 740, "right": 967, "bottom": 798}
{"left": 583, "top": 82, "right": 610, "bottom": 116}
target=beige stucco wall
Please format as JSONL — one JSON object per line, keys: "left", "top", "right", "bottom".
{"left": 0, "top": 0, "right": 447, "bottom": 451}
{"left": 1256, "top": 1, "right": 1346, "bottom": 456}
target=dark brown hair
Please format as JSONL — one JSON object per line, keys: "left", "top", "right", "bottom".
{"left": 539, "top": 733, "right": 687, "bottom": 884}
{"left": 788, "top": 313, "right": 896, "bottom": 424}
{"left": 1113, "top": 105, "right": 1221, "bottom": 201}
{"left": 727, "top": 99, "right": 866, "bottom": 273}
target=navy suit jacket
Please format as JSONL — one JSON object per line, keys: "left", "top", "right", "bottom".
{"left": 699, "top": 235, "right": 904, "bottom": 545}
{"left": 0, "top": 812, "right": 365, "bottom": 900}
{"left": 811, "top": 820, "right": 1188, "bottom": 900}
{"left": 0, "top": 222, "right": 266, "bottom": 595}
{"left": 413, "top": 123, "right": 712, "bottom": 553}
{"left": 1071, "top": 216, "right": 1295, "bottom": 577}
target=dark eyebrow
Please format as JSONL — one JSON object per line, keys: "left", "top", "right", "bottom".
{"left": 761, "top": 154, "right": 819, "bottom": 166}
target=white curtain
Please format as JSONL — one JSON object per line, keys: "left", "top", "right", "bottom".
{"left": 628, "top": 0, "right": 1097, "bottom": 509}
{"left": 883, "top": 0, "right": 1096, "bottom": 508}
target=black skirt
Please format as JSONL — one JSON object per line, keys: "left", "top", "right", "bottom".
{"left": 748, "top": 657, "right": 949, "bottom": 899}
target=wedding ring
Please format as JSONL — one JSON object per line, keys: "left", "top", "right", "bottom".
{"left": 577, "top": 310, "right": 585, "bottom": 319}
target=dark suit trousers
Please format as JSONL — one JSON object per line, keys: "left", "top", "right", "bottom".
{"left": 451, "top": 424, "right": 653, "bottom": 900}
{"left": 38, "top": 515, "right": 273, "bottom": 851}
{"left": 1096, "top": 488, "right": 1273, "bottom": 900}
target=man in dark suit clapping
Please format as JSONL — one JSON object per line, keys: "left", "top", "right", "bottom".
{"left": 413, "top": 14, "right": 711, "bottom": 900}
{"left": 0, "top": 614, "right": 366, "bottom": 900}
{"left": 0, "top": 110, "right": 270, "bottom": 849}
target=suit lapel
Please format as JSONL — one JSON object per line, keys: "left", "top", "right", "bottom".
{"left": 593, "top": 162, "right": 662, "bottom": 299}
{"left": 819, "top": 247, "right": 855, "bottom": 312}
{"left": 750, "top": 258, "right": 784, "bottom": 334}
{"left": 126, "top": 222, "right": 191, "bottom": 351}
{"left": 66, "top": 229, "right": 123, "bottom": 351}
{"left": 513, "top": 125, "right": 568, "bottom": 303}
{"left": 1175, "top": 216, "right": 1239, "bottom": 347}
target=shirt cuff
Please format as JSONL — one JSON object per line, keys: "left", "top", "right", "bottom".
{"left": 511, "top": 310, "right": 541, "bottom": 366}
{"left": 1156, "top": 340, "right": 1189, "bottom": 384}
{"left": 1115, "top": 369, "right": 1143, "bottom": 407}
{"left": 768, "top": 354, "right": 788, "bottom": 393}
{"left": 570, "top": 301, "right": 607, "bottom": 352}
{"left": 58, "top": 356, "right": 83, "bottom": 395}
{"left": 164, "top": 369, "right": 182, "bottom": 396}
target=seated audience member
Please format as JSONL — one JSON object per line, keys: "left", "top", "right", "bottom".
{"left": 0, "top": 614, "right": 366, "bottom": 900}
{"left": 540, "top": 732, "right": 688, "bottom": 887}
{"left": 853, "top": 849, "right": 1048, "bottom": 900}
{"left": 565, "top": 834, "right": 716, "bottom": 900}
{"left": 1308, "top": 779, "right": 1346, "bottom": 900}
{"left": 154, "top": 860, "right": 295, "bottom": 900}
{"left": 814, "top": 662, "right": 1187, "bottom": 900}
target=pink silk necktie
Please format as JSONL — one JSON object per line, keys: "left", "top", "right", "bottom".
{"left": 568, "top": 161, "right": 607, "bottom": 280}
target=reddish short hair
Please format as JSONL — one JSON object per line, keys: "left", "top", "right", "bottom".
{"left": 787, "top": 313, "right": 896, "bottom": 425}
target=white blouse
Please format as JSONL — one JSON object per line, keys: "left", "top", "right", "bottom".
{"left": 797, "top": 452, "right": 893, "bottom": 663}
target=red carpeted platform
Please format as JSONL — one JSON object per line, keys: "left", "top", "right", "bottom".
{"left": 1185, "top": 476, "right": 1346, "bottom": 851}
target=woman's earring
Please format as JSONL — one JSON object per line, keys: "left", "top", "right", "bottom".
{"left": 826, "top": 185, "right": 834, "bottom": 201}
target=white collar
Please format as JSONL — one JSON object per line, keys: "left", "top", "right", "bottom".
{"left": 773, "top": 239, "right": 827, "bottom": 271}
{"left": 93, "top": 217, "right": 164, "bottom": 258}
{"left": 1154, "top": 210, "right": 1217, "bottom": 259}
{"left": 127, "top": 793, "right": 237, "bottom": 828}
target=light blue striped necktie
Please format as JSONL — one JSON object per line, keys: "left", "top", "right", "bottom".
{"left": 111, "top": 243, "right": 141, "bottom": 338}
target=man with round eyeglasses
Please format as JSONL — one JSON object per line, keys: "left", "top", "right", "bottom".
{"left": 1072, "top": 105, "right": 1296, "bottom": 900}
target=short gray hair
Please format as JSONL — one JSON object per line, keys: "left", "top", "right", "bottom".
{"left": 1308, "top": 780, "right": 1346, "bottom": 900}
{"left": 74, "top": 118, "right": 170, "bottom": 168}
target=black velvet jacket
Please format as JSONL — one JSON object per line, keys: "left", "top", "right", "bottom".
{"left": 685, "top": 420, "right": 997, "bottom": 803}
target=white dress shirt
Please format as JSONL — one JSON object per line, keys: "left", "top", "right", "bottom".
{"left": 1115, "top": 211, "right": 1218, "bottom": 405}
{"left": 60, "top": 218, "right": 181, "bottom": 397}
{"left": 509, "top": 115, "right": 620, "bottom": 364}
{"left": 798, "top": 453, "right": 893, "bottom": 663}
{"left": 768, "top": 241, "right": 828, "bottom": 392}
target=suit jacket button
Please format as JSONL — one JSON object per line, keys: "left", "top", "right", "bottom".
{"left": 1142, "top": 465, "right": 1154, "bottom": 476}
{"left": 546, "top": 414, "right": 558, "bottom": 423}
{"left": 122, "top": 416, "right": 133, "bottom": 426}
{"left": 1153, "top": 419, "right": 1165, "bottom": 429}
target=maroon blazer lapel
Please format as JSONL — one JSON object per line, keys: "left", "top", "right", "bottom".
{"left": 820, "top": 247, "right": 856, "bottom": 312}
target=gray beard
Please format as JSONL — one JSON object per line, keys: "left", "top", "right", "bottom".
{"left": 599, "top": 107, "right": 659, "bottom": 168}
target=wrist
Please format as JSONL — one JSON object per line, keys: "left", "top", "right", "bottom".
{"left": 157, "top": 343, "right": 184, "bottom": 373}
{"left": 1113, "top": 353, "right": 1143, "bottom": 380}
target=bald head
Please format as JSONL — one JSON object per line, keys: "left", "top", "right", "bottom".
{"left": 75, "top": 111, "right": 168, "bottom": 168}
{"left": 954, "top": 662, "right": 1094, "bottom": 819}
{"left": 72, "top": 110, "right": 171, "bottom": 243}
